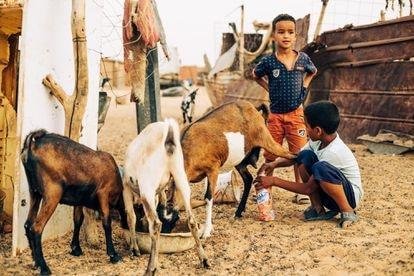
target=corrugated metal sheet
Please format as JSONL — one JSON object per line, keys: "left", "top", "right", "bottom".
{"left": 307, "top": 15, "right": 414, "bottom": 142}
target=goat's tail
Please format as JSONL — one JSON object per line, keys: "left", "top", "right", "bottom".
{"left": 256, "top": 103, "right": 269, "bottom": 122}
{"left": 21, "top": 129, "right": 47, "bottom": 163}
{"left": 164, "top": 118, "right": 180, "bottom": 156}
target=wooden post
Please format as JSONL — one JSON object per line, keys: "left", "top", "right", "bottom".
{"left": 42, "top": 0, "right": 100, "bottom": 246}
{"left": 136, "top": 47, "right": 161, "bottom": 133}
{"left": 42, "top": 0, "right": 88, "bottom": 141}
{"left": 313, "top": 0, "right": 329, "bottom": 40}
{"left": 239, "top": 5, "right": 244, "bottom": 75}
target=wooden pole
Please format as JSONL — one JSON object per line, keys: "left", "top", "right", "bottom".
{"left": 313, "top": 0, "right": 329, "bottom": 40}
{"left": 239, "top": 5, "right": 244, "bottom": 76}
{"left": 42, "top": 0, "right": 88, "bottom": 141}
{"left": 42, "top": 0, "right": 99, "bottom": 246}
{"left": 136, "top": 47, "right": 161, "bottom": 133}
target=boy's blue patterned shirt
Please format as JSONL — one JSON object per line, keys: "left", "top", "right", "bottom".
{"left": 254, "top": 51, "right": 316, "bottom": 114}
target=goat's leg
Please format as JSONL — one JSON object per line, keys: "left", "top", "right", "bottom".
{"left": 122, "top": 185, "right": 140, "bottom": 256}
{"left": 31, "top": 188, "right": 62, "bottom": 275}
{"left": 182, "top": 112, "right": 187, "bottom": 124}
{"left": 116, "top": 196, "right": 129, "bottom": 231}
{"left": 202, "top": 169, "right": 219, "bottom": 239}
{"left": 70, "top": 206, "right": 84, "bottom": 256}
{"left": 171, "top": 166, "right": 210, "bottom": 268}
{"left": 142, "top": 198, "right": 161, "bottom": 276}
{"left": 235, "top": 163, "right": 253, "bottom": 218}
{"left": 24, "top": 191, "right": 41, "bottom": 266}
{"left": 82, "top": 208, "right": 100, "bottom": 246}
{"left": 98, "top": 193, "right": 121, "bottom": 263}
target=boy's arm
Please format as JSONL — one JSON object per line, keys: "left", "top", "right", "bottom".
{"left": 252, "top": 58, "right": 269, "bottom": 92}
{"left": 303, "top": 70, "right": 317, "bottom": 88}
{"left": 303, "top": 54, "right": 318, "bottom": 88}
{"left": 257, "top": 157, "right": 296, "bottom": 175}
{"left": 252, "top": 70, "right": 269, "bottom": 92}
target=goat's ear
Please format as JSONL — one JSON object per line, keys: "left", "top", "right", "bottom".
{"left": 193, "top": 88, "right": 199, "bottom": 94}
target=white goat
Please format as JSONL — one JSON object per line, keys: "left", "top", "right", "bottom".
{"left": 122, "top": 118, "right": 209, "bottom": 275}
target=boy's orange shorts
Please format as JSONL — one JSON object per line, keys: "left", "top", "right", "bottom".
{"left": 264, "top": 106, "right": 308, "bottom": 162}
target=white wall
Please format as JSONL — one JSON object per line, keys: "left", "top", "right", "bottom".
{"left": 12, "top": 0, "right": 103, "bottom": 254}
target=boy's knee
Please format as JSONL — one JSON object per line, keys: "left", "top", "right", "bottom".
{"left": 296, "top": 150, "right": 318, "bottom": 168}
{"left": 311, "top": 161, "right": 332, "bottom": 181}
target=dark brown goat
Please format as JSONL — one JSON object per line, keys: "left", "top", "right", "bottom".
{"left": 21, "top": 130, "right": 127, "bottom": 275}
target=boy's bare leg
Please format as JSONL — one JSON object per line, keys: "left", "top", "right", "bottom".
{"left": 319, "top": 181, "right": 353, "bottom": 213}
{"left": 293, "top": 164, "right": 310, "bottom": 204}
{"left": 298, "top": 164, "right": 325, "bottom": 213}
{"left": 308, "top": 188, "right": 324, "bottom": 213}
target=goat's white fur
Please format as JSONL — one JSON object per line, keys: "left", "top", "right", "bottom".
{"left": 122, "top": 118, "right": 208, "bottom": 274}
{"left": 200, "top": 131, "right": 245, "bottom": 238}
{"left": 221, "top": 132, "right": 246, "bottom": 172}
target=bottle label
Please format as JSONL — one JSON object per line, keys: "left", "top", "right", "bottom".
{"left": 256, "top": 189, "right": 270, "bottom": 204}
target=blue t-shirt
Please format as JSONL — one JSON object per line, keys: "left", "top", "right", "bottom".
{"left": 254, "top": 51, "right": 316, "bottom": 113}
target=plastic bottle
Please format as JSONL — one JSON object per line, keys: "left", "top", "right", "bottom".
{"left": 255, "top": 173, "right": 275, "bottom": 221}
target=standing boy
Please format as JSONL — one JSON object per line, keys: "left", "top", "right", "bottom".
{"left": 255, "top": 101, "right": 363, "bottom": 228}
{"left": 253, "top": 14, "right": 317, "bottom": 204}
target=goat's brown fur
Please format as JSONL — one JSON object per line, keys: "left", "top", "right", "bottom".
{"left": 181, "top": 100, "right": 295, "bottom": 226}
{"left": 21, "top": 130, "right": 127, "bottom": 275}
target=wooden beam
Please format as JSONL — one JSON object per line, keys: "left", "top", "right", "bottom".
{"left": 136, "top": 47, "right": 160, "bottom": 133}
{"left": 42, "top": 0, "right": 88, "bottom": 142}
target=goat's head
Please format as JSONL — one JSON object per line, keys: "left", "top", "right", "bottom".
{"left": 157, "top": 203, "right": 180, "bottom": 233}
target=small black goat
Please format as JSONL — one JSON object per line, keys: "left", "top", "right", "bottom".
{"left": 181, "top": 89, "right": 198, "bottom": 123}
{"left": 21, "top": 130, "right": 127, "bottom": 275}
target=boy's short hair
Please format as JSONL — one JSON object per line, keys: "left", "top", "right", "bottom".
{"left": 272, "top": 14, "right": 296, "bottom": 31}
{"left": 304, "top": 101, "right": 340, "bottom": 134}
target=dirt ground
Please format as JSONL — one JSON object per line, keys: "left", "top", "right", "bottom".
{"left": 1, "top": 87, "right": 414, "bottom": 275}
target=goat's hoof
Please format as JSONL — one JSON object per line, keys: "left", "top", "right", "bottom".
{"left": 40, "top": 266, "right": 52, "bottom": 275}
{"left": 144, "top": 268, "right": 157, "bottom": 276}
{"left": 109, "top": 253, "right": 122, "bottom": 263}
{"left": 200, "top": 232, "right": 211, "bottom": 239}
{"left": 234, "top": 212, "right": 243, "bottom": 218}
{"left": 202, "top": 258, "right": 210, "bottom": 269}
{"left": 70, "top": 246, "right": 83, "bottom": 256}
{"left": 131, "top": 248, "right": 140, "bottom": 257}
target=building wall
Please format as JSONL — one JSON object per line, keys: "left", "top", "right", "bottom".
{"left": 100, "top": 59, "right": 128, "bottom": 88}
{"left": 12, "top": 0, "right": 102, "bottom": 254}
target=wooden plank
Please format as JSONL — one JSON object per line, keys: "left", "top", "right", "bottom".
{"left": 317, "top": 15, "right": 414, "bottom": 46}
{"left": 136, "top": 47, "right": 161, "bottom": 133}
{"left": 0, "top": 7, "right": 22, "bottom": 35}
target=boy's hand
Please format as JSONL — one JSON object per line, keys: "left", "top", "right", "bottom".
{"left": 257, "top": 162, "right": 276, "bottom": 176}
{"left": 254, "top": 176, "right": 274, "bottom": 190}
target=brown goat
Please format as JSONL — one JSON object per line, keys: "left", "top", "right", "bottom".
{"left": 181, "top": 100, "right": 295, "bottom": 238}
{"left": 21, "top": 130, "right": 127, "bottom": 275}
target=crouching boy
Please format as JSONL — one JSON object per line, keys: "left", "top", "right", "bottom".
{"left": 255, "top": 101, "right": 363, "bottom": 227}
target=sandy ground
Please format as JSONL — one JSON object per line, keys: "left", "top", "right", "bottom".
{"left": 1, "top": 87, "right": 414, "bottom": 275}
